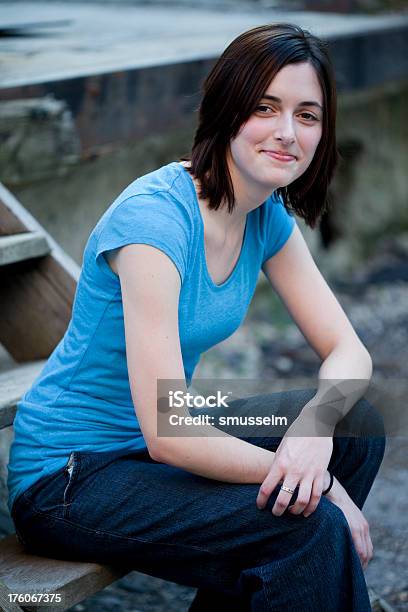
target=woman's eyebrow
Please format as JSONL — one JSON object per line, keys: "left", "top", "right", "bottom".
{"left": 262, "top": 94, "right": 323, "bottom": 111}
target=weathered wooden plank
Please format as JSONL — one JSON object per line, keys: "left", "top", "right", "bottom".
{"left": 0, "top": 204, "right": 25, "bottom": 237}
{"left": 0, "top": 579, "right": 24, "bottom": 612}
{"left": 0, "top": 258, "right": 76, "bottom": 362}
{"left": 0, "top": 183, "right": 79, "bottom": 362}
{"left": 0, "top": 362, "right": 46, "bottom": 429}
{"left": 0, "top": 184, "right": 79, "bottom": 281}
{"left": 0, "top": 535, "right": 128, "bottom": 612}
{"left": 0, "top": 20, "right": 72, "bottom": 35}
{"left": 0, "top": 233, "right": 49, "bottom": 266}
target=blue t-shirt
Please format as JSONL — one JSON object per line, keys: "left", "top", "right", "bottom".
{"left": 7, "top": 161, "right": 295, "bottom": 514}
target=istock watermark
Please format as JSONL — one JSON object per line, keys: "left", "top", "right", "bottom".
{"left": 156, "top": 378, "right": 407, "bottom": 438}
{"left": 168, "top": 390, "right": 233, "bottom": 409}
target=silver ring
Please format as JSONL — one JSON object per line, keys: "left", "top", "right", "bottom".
{"left": 280, "top": 485, "right": 295, "bottom": 494}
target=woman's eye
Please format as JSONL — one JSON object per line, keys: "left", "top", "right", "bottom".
{"left": 299, "top": 112, "right": 318, "bottom": 121}
{"left": 256, "top": 105, "right": 274, "bottom": 114}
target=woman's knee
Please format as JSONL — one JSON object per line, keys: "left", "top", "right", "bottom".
{"left": 314, "top": 498, "right": 351, "bottom": 544}
{"left": 357, "top": 397, "right": 386, "bottom": 437}
{"left": 337, "top": 396, "right": 386, "bottom": 440}
{"left": 358, "top": 431, "right": 386, "bottom": 474}
{"left": 275, "top": 499, "right": 353, "bottom": 559}
{"left": 354, "top": 399, "right": 387, "bottom": 468}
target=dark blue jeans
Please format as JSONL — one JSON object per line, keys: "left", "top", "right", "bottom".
{"left": 11, "top": 389, "right": 386, "bottom": 611}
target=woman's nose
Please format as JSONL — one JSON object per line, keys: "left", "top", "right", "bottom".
{"left": 273, "top": 114, "right": 296, "bottom": 144}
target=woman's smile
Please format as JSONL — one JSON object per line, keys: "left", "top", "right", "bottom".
{"left": 261, "top": 150, "right": 298, "bottom": 163}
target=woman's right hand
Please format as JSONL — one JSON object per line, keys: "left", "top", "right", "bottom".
{"left": 320, "top": 477, "right": 373, "bottom": 570}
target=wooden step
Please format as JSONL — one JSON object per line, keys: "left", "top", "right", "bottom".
{"left": 0, "top": 183, "right": 79, "bottom": 362}
{"left": 0, "top": 362, "right": 46, "bottom": 429}
{"left": 0, "top": 233, "right": 50, "bottom": 266}
{"left": 0, "top": 534, "right": 127, "bottom": 612}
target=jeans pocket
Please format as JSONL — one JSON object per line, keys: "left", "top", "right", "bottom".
{"left": 62, "top": 451, "right": 81, "bottom": 519}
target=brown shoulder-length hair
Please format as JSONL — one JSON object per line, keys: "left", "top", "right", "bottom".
{"left": 181, "top": 23, "right": 338, "bottom": 229}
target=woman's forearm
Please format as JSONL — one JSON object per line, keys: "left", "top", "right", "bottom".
{"left": 152, "top": 341, "right": 372, "bottom": 484}
{"left": 298, "top": 340, "right": 373, "bottom": 435}
{"left": 152, "top": 426, "right": 276, "bottom": 484}
{"left": 318, "top": 339, "right": 372, "bottom": 388}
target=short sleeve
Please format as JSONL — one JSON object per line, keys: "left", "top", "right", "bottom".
{"left": 262, "top": 193, "right": 296, "bottom": 264}
{"left": 95, "top": 192, "right": 192, "bottom": 284}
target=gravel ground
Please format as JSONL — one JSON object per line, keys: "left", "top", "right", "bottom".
{"left": 65, "top": 234, "right": 408, "bottom": 611}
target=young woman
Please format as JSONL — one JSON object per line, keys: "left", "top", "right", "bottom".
{"left": 9, "top": 23, "right": 385, "bottom": 611}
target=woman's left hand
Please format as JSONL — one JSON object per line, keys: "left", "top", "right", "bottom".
{"left": 256, "top": 422, "right": 333, "bottom": 517}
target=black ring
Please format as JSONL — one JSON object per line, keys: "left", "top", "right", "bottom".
{"left": 322, "top": 471, "right": 334, "bottom": 495}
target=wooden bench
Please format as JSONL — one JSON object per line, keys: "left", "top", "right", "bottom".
{"left": 0, "top": 183, "right": 130, "bottom": 610}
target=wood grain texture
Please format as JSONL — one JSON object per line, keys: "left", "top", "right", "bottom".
{"left": 0, "top": 183, "right": 80, "bottom": 361}
{"left": 0, "top": 535, "right": 128, "bottom": 611}
{"left": 0, "top": 234, "right": 50, "bottom": 266}
{"left": 0, "top": 579, "right": 24, "bottom": 611}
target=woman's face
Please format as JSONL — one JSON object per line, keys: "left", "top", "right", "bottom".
{"left": 228, "top": 62, "right": 323, "bottom": 194}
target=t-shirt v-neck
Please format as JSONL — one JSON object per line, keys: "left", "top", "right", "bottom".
{"left": 179, "top": 163, "right": 250, "bottom": 290}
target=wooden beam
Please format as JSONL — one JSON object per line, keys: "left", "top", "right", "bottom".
{"left": 0, "top": 233, "right": 49, "bottom": 266}
{"left": 0, "top": 535, "right": 128, "bottom": 612}
{"left": 0, "top": 183, "right": 79, "bottom": 362}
